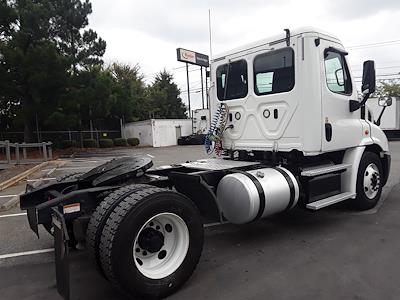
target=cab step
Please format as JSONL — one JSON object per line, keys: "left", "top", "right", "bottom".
{"left": 301, "top": 163, "right": 351, "bottom": 177}
{"left": 306, "top": 192, "right": 356, "bottom": 210}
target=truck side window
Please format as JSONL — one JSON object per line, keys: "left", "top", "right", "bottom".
{"left": 324, "top": 50, "right": 352, "bottom": 95}
{"left": 216, "top": 60, "right": 248, "bottom": 101}
{"left": 253, "top": 48, "right": 294, "bottom": 95}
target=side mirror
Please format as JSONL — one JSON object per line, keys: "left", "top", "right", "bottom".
{"left": 379, "top": 96, "right": 392, "bottom": 107}
{"left": 361, "top": 60, "right": 376, "bottom": 94}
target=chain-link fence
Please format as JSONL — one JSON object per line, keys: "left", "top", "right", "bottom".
{"left": 0, "top": 130, "right": 121, "bottom": 148}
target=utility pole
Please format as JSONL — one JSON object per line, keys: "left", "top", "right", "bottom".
{"left": 200, "top": 67, "right": 205, "bottom": 109}
{"left": 89, "top": 106, "right": 94, "bottom": 139}
{"left": 209, "top": 9, "right": 213, "bottom": 59}
{"left": 186, "top": 63, "right": 193, "bottom": 133}
{"left": 35, "top": 113, "right": 40, "bottom": 143}
{"left": 205, "top": 68, "right": 209, "bottom": 109}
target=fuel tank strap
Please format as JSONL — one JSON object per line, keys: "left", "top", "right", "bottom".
{"left": 273, "top": 167, "right": 295, "bottom": 211}
{"left": 231, "top": 170, "right": 266, "bottom": 222}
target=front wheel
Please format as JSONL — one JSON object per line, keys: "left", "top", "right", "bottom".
{"left": 352, "top": 151, "right": 383, "bottom": 210}
{"left": 99, "top": 187, "right": 204, "bottom": 299}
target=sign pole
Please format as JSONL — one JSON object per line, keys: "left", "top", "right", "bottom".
{"left": 186, "top": 63, "right": 193, "bottom": 133}
{"left": 205, "top": 68, "right": 209, "bottom": 109}
{"left": 200, "top": 67, "right": 205, "bottom": 109}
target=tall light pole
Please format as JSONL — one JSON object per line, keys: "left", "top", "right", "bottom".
{"left": 186, "top": 63, "right": 193, "bottom": 133}
{"left": 200, "top": 67, "right": 205, "bottom": 109}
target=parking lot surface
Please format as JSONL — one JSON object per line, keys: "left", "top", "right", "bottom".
{"left": 0, "top": 144, "right": 400, "bottom": 299}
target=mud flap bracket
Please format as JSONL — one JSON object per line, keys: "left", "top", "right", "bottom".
{"left": 52, "top": 208, "right": 70, "bottom": 300}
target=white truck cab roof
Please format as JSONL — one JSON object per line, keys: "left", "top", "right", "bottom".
{"left": 212, "top": 27, "right": 342, "bottom": 62}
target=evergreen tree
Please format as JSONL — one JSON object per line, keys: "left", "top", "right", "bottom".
{"left": 147, "top": 70, "right": 187, "bottom": 119}
{"left": 0, "top": 0, "right": 105, "bottom": 141}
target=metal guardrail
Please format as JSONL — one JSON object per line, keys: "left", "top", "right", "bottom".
{"left": 0, "top": 140, "right": 53, "bottom": 164}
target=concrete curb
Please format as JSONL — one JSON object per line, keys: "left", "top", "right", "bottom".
{"left": 0, "top": 161, "right": 51, "bottom": 192}
{"left": 0, "top": 160, "right": 66, "bottom": 212}
{"left": 0, "top": 195, "right": 20, "bottom": 212}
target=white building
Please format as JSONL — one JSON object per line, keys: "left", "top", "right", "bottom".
{"left": 193, "top": 109, "right": 210, "bottom": 134}
{"left": 122, "top": 119, "right": 192, "bottom": 147}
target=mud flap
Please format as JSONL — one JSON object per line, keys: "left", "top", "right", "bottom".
{"left": 52, "top": 208, "right": 70, "bottom": 300}
{"left": 27, "top": 207, "right": 39, "bottom": 237}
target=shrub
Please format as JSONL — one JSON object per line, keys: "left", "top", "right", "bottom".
{"left": 60, "top": 140, "right": 76, "bottom": 149}
{"left": 113, "top": 138, "right": 128, "bottom": 147}
{"left": 127, "top": 137, "right": 140, "bottom": 146}
{"left": 83, "top": 139, "right": 97, "bottom": 148}
{"left": 99, "top": 139, "right": 114, "bottom": 148}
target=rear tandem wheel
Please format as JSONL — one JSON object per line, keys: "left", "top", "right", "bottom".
{"left": 97, "top": 186, "right": 204, "bottom": 299}
{"left": 86, "top": 184, "right": 152, "bottom": 276}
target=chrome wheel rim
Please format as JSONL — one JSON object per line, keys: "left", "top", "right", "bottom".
{"left": 363, "top": 163, "right": 380, "bottom": 199}
{"left": 133, "top": 213, "right": 189, "bottom": 279}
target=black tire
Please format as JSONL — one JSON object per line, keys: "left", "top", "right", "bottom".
{"left": 352, "top": 151, "right": 383, "bottom": 210}
{"left": 86, "top": 184, "right": 152, "bottom": 277}
{"left": 99, "top": 187, "right": 204, "bottom": 299}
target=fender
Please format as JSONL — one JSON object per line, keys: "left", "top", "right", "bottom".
{"left": 369, "top": 123, "right": 389, "bottom": 152}
{"left": 342, "top": 146, "right": 365, "bottom": 196}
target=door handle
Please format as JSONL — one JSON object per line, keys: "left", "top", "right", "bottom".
{"left": 273, "top": 109, "right": 278, "bottom": 119}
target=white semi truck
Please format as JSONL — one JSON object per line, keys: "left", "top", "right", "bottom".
{"left": 20, "top": 27, "right": 391, "bottom": 299}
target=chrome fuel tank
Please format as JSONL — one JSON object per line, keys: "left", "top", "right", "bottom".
{"left": 216, "top": 167, "right": 299, "bottom": 224}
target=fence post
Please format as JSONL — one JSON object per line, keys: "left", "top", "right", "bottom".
{"left": 42, "top": 142, "right": 48, "bottom": 161}
{"left": 15, "top": 143, "right": 20, "bottom": 164}
{"left": 5, "top": 140, "right": 10, "bottom": 163}
{"left": 22, "top": 143, "right": 27, "bottom": 159}
{"left": 48, "top": 142, "right": 53, "bottom": 160}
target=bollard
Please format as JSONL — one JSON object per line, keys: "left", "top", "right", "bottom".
{"left": 42, "top": 142, "right": 48, "bottom": 161}
{"left": 22, "top": 142, "right": 27, "bottom": 159}
{"left": 5, "top": 140, "right": 10, "bottom": 163}
{"left": 48, "top": 142, "right": 53, "bottom": 160}
{"left": 15, "top": 143, "right": 20, "bottom": 164}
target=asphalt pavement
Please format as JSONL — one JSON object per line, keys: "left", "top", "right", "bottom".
{"left": 0, "top": 144, "right": 400, "bottom": 300}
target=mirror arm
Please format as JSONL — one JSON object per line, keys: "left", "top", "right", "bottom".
{"left": 375, "top": 106, "right": 387, "bottom": 126}
{"left": 349, "top": 92, "right": 370, "bottom": 112}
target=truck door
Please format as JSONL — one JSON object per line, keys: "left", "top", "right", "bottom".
{"left": 319, "top": 39, "right": 362, "bottom": 151}
{"left": 217, "top": 45, "right": 299, "bottom": 151}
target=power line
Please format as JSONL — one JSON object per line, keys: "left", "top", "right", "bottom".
{"left": 351, "top": 66, "right": 400, "bottom": 72}
{"left": 347, "top": 39, "right": 400, "bottom": 50}
{"left": 354, "top": 72, "right": 400, "bottom": 79}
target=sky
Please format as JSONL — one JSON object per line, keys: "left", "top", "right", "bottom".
{"left": 88, "top": 0, "right": 400, "bottom": 112}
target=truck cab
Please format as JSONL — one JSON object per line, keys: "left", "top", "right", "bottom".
{"left": 209, "top": 27, "right": 389, "bottom": 156}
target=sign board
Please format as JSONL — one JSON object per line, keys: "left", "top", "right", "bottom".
{"left": 177, "top": 48, "right": 209, "bottom": 67}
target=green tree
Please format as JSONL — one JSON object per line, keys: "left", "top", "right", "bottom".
{"left": 0, "top": 0, "right": 70, "bottom": 141}
{"left": 52, "top": 0, "right": 106, "bottom": 70}
{"left": 109, "top": 63, "right": 149, "bottom": 123}
{"left": 46, "top": 65, "right": 113, "bottom": 130}
{"left": 377, "top": 80, "right": 400, "bottom": 98}
{"left": 0, "top": 0, "right": 105, "bottom": 141}
{"left": 147, "top": 70, "right": 187, "bottom": 119}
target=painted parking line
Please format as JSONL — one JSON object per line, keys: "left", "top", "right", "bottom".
{"left": 0, "top": 248, "right": 54, "bottom": 260}
{"left": 44, "top": 167, "right": 57, "bottom": 176}
{"left": 0, "top": 195, "right": 18, "bottom": 198}
{"left": 147, "top": 154, "right": 155, "bottom": 158}
{"left": 26, "top": 177, "right": 57, "bottom": 182}
{"left": 41, "top": 166, "right": 93, "bottom": 172}
{"left": 204, "top": 222, "right": 227, "bottom": 228}
{"left": 0, "top": 212, "right": 27, "bottom": 218}
{"left": 66, "top": 159, "right": 101, "bottom": 163}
